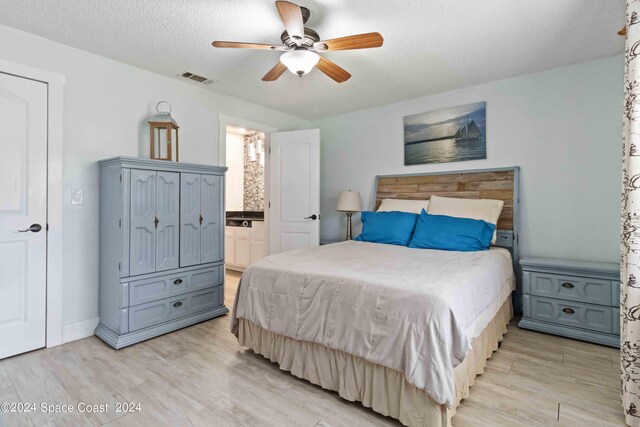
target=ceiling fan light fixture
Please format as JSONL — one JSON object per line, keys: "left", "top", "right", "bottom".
{"left": 280, "top": 49, "right": 320, "bottom": 76}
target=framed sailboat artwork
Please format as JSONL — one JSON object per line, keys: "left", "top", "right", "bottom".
{"left": 403, "top": 101, "right": 486, "bottom": 165}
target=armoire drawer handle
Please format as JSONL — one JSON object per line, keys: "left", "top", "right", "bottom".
{"left": 562, "top": 307, "right": 575, "bottom": 314}
{"left": 561, "top": 282, "right": 575, "bottom": 289}
{"left": 173, "top": 301, "right": 183, "bottom": 308}
{"left": 173, "top": 279, "right": 183, "bottom": 285}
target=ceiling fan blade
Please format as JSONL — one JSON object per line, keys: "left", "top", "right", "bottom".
{"left": 275, "top": 1, "right": 305, "bottom": 45}
{"left": 212, "top": 41, "right": 277, "bottom": 50}
{"left": 262, "top": 62, "right": 288, "bottom": 81}
{"left": 314, "top": 32, "right": 383, "bottom": 51}
{"left": 316, "top": 57, "right": 351, "bottom": 83}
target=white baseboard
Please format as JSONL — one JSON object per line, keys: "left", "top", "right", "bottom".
{"left": 62, "top": 317, "right": 99, "bottom": 344}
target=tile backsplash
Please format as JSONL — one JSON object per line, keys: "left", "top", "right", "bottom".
{"left": 243, "top": 132, "right": 264, "bottom": 211}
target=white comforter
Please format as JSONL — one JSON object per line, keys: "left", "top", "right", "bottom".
{"left": 231, "top": 241, "right": 514, "bottom": 407}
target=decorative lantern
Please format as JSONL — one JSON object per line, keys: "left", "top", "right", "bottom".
{"left": 149, "top": 101, "right": 179, "bottom": 161}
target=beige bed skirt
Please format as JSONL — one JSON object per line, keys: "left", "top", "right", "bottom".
{"left": 237, "top": 298, "right": 513, "bottom": 427}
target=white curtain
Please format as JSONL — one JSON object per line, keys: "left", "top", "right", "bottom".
{"left": 622, "top": 2, "right": 640, "bottom": 425}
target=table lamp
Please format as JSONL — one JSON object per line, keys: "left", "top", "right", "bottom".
{"left": 336, "top": 190, "right": 362, "bottom": 240}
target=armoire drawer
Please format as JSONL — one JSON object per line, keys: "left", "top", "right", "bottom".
{"left": 128, "top": 286, "right": 223, "bottom": 332}
{"left": 125, "top": 266, "right": 223, "bottom": 307}
{"left": 528, "top": 295, "right": 614, "bottom": 334}
{"left": 527, "top": 272, "right": 615, "bottom": 306}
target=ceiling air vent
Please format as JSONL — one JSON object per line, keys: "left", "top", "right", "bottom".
{"left": 178, "top": 71, "right": 216, "bottom": 85}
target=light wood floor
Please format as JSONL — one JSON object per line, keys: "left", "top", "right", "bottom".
{"left": 0, "top": 271, "right": 625, "bottom": 427}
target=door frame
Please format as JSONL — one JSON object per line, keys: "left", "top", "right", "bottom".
{"left": 218, "top": 114, "right": 277, "bottom": 257}
{"left": 0, "top": 59, "right": 66, "bottom": 348}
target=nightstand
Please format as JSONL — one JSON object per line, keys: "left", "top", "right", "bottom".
{"left": 320, "top": 239, "right": 342, "bottom": 245}
{"left": 518, "top": 257, "right": 620, "bottom": 348}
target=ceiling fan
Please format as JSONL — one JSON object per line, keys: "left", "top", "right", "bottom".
{"left": 212, "top": 1, "right": 383, "bottom": 83}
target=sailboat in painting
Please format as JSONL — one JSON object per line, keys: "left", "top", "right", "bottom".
{"left": 454, "top": 115, "right": 482, "bottom": 142}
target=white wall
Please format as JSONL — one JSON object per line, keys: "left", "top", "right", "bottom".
{"left": 0, "top": 25, "right": 310, "bottom": 329}
{"left": 225, "top": 132, "right": 245, "bottom": 211}
{"left": 312, "top": 55, "right": 623, "bottom": 263}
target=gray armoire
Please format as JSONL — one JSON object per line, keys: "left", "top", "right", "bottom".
{"left": 95, "top": 157, "right": 228, "bottom": 349}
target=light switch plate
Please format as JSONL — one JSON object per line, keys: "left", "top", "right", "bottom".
{"left": 71, "top": 189, "right": 84, "bottom": 206}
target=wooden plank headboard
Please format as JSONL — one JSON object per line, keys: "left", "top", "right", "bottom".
{"left": 373, "top": 167, "right": 520, "bottom": 262}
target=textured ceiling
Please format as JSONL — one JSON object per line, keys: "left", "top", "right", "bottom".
{"left": 0, "top": 0, "right": 625, "bottom": 120}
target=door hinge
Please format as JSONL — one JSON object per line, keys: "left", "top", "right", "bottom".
{"left": 118, "top": 219, "right": 121, "bottom": 228}
{"left": 46, "top": 223, "right": 49, "bottom": 231}
{"left": 120, "top": 174, "right": 122, "bottom": 183}
{"left": 118, "top": 262, "right": 121, "bottom": 271}
{"left": 269, "top": 147, "right": 271, "bottom": 154}
{"left": 268, "top": 202, "right": 271, "bottom": 208}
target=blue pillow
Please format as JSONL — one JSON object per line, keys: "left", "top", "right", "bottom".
{"left": 354, "top": 211, "right": 418, "bottom": 246}
{"left": 408, "top": 209, "right": 495, "bottom": 251}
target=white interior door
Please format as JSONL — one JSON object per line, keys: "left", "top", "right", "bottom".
{"left": 0, "top": 72, "right": 48, "bottom": 359}
{"left": 269, "top": 129, "right": 320, "bottom": 254}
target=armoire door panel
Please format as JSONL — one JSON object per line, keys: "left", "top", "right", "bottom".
{"left": 121, "top": 169, "right": 131, "bottom": 278}
{"left": 180, "top": 173, "right": 201, "bottom": 267}
{"left": 130, "top": 169, "right": 156, "bottom": 276}
{"left": 201, "top": 174, "right": 222, "bottom": 264}
{"left": 156, "top": 172, "right": 180, "bottom": 271}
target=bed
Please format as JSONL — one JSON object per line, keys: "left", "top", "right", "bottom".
{"left": 231, "top": 167, "right": 520, "bottom": 427}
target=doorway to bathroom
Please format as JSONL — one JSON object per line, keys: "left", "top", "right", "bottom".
{"left": 224, "top": 125, "right": 267, "bottom": 272}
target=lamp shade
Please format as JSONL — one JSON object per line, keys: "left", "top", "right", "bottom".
{"left": 280, "top": 50, "right": 320, "bottom": 76}
{"left": 336, "top": 190, "right": 362, "bottom": 212}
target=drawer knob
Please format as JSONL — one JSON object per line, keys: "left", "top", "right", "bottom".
{"left": 561, "top": 282, "right": 575, "bottom": 289}
{"left": 173, "top": 279, "right": 183, "bottom": 285}
{"left": 173, "top": 301, "right": 183, "bottom": 308}
{"left": 562, "top": 307, "right": 575, "bottom": 314}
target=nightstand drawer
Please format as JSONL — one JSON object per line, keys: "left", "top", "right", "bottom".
{"left": 528, "top": 296, "right": 614, "bottom": 334}
{"left": 527, "top": 272, "right": 614, "bottom": 306}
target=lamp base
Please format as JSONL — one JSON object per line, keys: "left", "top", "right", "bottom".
{"left": 345, "top": 212, "right": 353, "bottom": 240}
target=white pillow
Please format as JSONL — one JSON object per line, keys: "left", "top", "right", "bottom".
{"left": 377, "top": 198, "right": 430, "bottom": 214}
{"left": 427, "top": 195, "right": 504, "bottom": 244}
